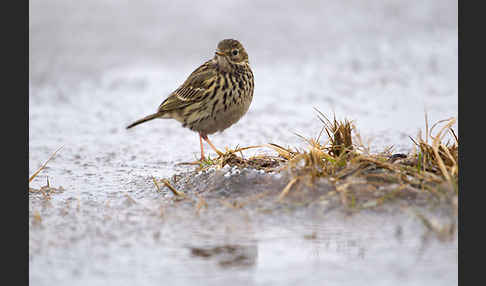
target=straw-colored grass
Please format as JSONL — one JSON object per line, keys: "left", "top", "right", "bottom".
{"left": 173, "top": 110, "right": 458, "bottom": 208}
{"left": 196, "top": 144, "right": 285, "bottom": 172}
{"left": 271, "top": 112, "right": 458, "bottom": 204}
{"left": 29, "top": 146, "right": 64, "bottom": 198}
{"left": 29, "top": 146, "right": 63, "bottom": 183}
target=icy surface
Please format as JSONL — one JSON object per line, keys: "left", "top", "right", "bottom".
{"left": 29, "top": 0, "right": 457, "bottom": 285}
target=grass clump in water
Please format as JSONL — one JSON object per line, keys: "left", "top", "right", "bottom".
{"left": 159, "top": 109, "right": 458, "bottom": 211}
{"left": 269, "top": 111, "right": 458, "bottom": 207}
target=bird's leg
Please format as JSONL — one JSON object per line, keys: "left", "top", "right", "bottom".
{"left": 201, "top": 134, "right": 224, "bottom": 156}
{"left": 199, "top": 133, "right": 206, "bottom": 161}
{"left": 177, "top": 134, "right": 207, "bottom": 165}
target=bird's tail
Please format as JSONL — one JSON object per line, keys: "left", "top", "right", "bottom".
{"left": 126, "top": 113, "right": 162, "bottom": 129}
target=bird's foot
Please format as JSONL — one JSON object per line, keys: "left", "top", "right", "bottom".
{"left": 177, "top": 156, "right": 205, "bottom": 165}
{"left": 178, "top": 155, "right": 215, "bottom": 166}
{"left": 177, "top": 160, "right": 203, "bottom": 166}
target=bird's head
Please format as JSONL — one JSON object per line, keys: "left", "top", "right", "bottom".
{"left": 214, "top": 39, "right": 249, "bottom": 66}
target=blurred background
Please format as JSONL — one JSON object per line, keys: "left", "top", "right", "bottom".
{"left": 29, "top": 0, "right": 458, "bottom": 157}
{"left": 29, "top": 1, "right": 458, "bottom": 285}
{"left": 30, "top": 0, "right": 457, "bottom": 81}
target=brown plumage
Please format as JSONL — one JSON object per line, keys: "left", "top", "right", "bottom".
{"left": 126, "top": 39, "right": 254, "bottom": 161}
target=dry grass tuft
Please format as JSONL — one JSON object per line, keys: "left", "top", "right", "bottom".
{"left": 158, "top": 110, "right": 458, "bottom": 210}
{"left": 29, "top": 146, "right": 65, "bottom": 200}
{"left": 267, "top": 111, "right": 458, "bottom": 205}
{"left": 410, "top": 117, "right": 458, "bottom": 189}
{"left": 315, "top": 108, "right": 353, "bottom": 157}
{"left": 196, "top": 145, "right": 286, "bottom": 172}
{"left": 29, "top": 146, "right": 63, "bottom": 184}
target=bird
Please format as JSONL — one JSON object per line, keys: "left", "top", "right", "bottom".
{"left": 126, "top": 39, "right": 254, "bottom": 162}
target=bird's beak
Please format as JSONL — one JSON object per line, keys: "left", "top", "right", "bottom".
{"left": 215, "top": 50, "right": 225, "bottom": 56}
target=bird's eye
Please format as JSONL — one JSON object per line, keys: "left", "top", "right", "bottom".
{"left": 232, "top": 49, "right": 239, "bottom": 56}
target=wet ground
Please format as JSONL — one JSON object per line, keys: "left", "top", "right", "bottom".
{"left": 29, "top": 0, "right": 457, "bottom": 285}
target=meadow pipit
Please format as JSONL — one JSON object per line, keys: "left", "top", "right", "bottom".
{"left": 126, "top": 39, "right": 254, "bottom": 161}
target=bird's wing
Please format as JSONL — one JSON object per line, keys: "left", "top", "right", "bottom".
{"left": 158, "top": 60, "right": 217, "bottom": 112}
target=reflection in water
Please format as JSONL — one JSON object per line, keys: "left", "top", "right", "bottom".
{"left": 189, "top": 244, "right": 258, "bottom": 268}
